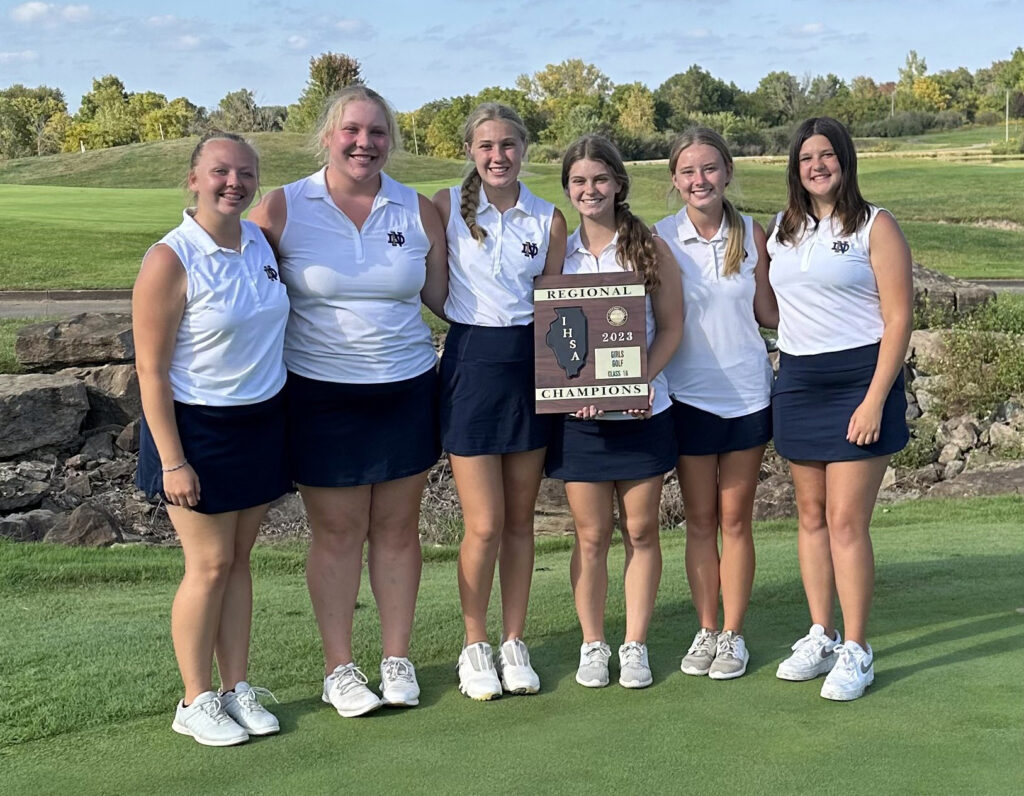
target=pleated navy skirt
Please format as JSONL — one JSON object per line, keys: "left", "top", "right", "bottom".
{"left": 136, "top": 390, "right": 289, "bottom": 515}
{"left": 672, "top": 400, "right": 773, "bottom": 457}
{"left": 545, "top": 409, "right": 676, "bottom": 482}
{"left": 287, "top": 367, "right": 440, "bottom": 487}
{"left": 439, "top": 322, "right": 552, "bottom": 456}
{"left": 772, "top": 343, "right": 908, "bottom": 462}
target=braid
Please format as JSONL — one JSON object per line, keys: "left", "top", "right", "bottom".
{"left": 614, "top": 200, "right": 660, "bottom": 291}
{"left": 721, "top": 198, "right": 745, "bottom": 277}
{"left": 460, "top": 170, "right": 486, "bottom": 244}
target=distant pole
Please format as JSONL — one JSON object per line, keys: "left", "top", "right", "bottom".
{"left": 1007, "top": 89, "right": 1011, "bottom": 142}
{"left": 412, "top": 113, "right": 419, "bottom": 155}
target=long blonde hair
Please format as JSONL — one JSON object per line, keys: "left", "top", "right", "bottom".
{"left": 562, "top": 135, "right": 660, "bottom": 291}
{"left": 460, "top": 102, "right": 529, "bottom": 244}
{"left": 668, "top": 127, "right": 745, "bottom": 278}
{"left": 314, "top": 86, "right": 400, "bottom": 165}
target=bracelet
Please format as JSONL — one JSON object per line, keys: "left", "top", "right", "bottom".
{"left": 162, "top": 460, "right": 188, "bottom": 473}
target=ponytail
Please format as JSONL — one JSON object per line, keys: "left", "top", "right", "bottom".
{"left": 721, "top": 198, "right": 745, "bottom": 278}
{"left": 614, "top": 200, "right": 660, "bottom": 291}
{"left": 460, "top": 170, "right": 486, "bottom": 244}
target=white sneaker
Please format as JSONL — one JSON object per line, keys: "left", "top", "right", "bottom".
{"left": 322, "top": 663, "right": 383, "bottom": 717}
{"left": 820, "top": 641, "right": 874, "bottom": 701}
{"left": 618, "top": 641, "right": 653, "bottom": 689}
{"left": 457, "top": 642, "right": 502, "bottom": 701}
{"left": 498, "top": 638, "right": 541, "bottom": 695}
{"left": 680, "top": 628, "right": 720, "bottom": 676}
{"left": 576, "top": 641, "right": 612, "bottom": 688}
{"left": 708, "top": 631, "right": 749, "bottom": 680}
{"left": 776, "top": 624, "right": 841, "bottom": 681}
{"left": 380, "top": 656, "right": 420, "bottom": 707}
{"left": 220, "top": 681, "right": 280, "bottom": 735}
{"left": 172, "top": 691, "right": 249, "bottom": 746}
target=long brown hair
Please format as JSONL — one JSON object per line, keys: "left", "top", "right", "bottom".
{"left": 777, "top": 116, "right": 869, "bottom": 245}
{"left": 668, "top": 127, "right": 745, "bottom": 277}
{"left": 561, "top": 135, "right": 659, "bottom": 290}
{"left": 459, "top": 102, "right": 529, "bottom": 244}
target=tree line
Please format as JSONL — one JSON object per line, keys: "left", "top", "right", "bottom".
{"left": 2, "top": 49, "right": 1023, "bottom": 162}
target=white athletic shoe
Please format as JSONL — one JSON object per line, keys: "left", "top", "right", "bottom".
{"left": 680, "top": 628, "right": 720, "bottom": 676}
{"left": 322, "top": 663, "right": 383, "bottom": 717}
{"left": 220, "top": 681, "right": 280, "bottom": 736}
{"left": 380, "top": 656, "right": 420, "bottom": 707}
{"left": 776, "top": 624, "right": 841, "bottom": 681}
{"left": 172, "top": 691, "right": 249, "bottom": 746}
{"left": 708, "top": 631, "right": 749, "bottom": 680}
{"left": 497, "top": 638, "right": 541, "bottom": 695}
{"left": 576, "top": 641, "right": 612, "bottom": 688}
{"left": 457, "top": 642, "right": 502, "bottom": 701}
{"left": 820, "top": 641, "right": 874, "bottom": 701}
{"left": 618, "top": 641, "right": 653, "bottom": 689}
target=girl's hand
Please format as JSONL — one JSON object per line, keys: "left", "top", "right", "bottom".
{"left": 574, "top": 405, "right": 604, "bottom": 420}
{"left": 847, "top": 400, "right": 883, "bottom": 446}
{"left": 163, "top": 464, "right": 201, "bottom": 509}
{"left": 625, "top": 384, "right": 654, "bottom": 419}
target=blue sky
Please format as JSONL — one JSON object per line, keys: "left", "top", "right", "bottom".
{"left": 1, "top": 0, "right": 1021, "bottom": 112}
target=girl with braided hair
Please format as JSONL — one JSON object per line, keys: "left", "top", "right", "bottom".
{"left": 432, "top": 102, "right": 567, "bottom": 700}
{"left": 548, "top": 135, "right": 682, "bottom": 690}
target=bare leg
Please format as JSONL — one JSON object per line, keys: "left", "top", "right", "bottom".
{"left": 789, "top": 460, "right": 835, "bottom": 636}
{"left": 678, "top": 455, "right": 721, "bottom": 630}
{"left": 497, "top": 448, "right": 546, "bottom": 640}
{"left": 565, "top": 481, "right": 616, "bottom": 643}
{"left": 367, "top": 470, "right": 429, "bottom": 658}
{"left": 717, "top": 446, "right": 764, "bottom": 633}
{"left": 617, "top": 477, "right": 664, "bottom": 644}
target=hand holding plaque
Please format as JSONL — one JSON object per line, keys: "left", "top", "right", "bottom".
{"left": 533, "top": 272, "right": 650, "bottom": 414}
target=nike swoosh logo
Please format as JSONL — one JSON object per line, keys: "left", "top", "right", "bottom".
{"left": 860, "top": 660, "right": 873, "bottom": 673}
{"left": 820, "top": 647, "right": 834, "bottom": 659}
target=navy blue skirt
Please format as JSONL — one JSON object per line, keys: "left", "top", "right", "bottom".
{"left": 672, "top": 400, "right": 772, "bottom": 457}
{"left": 772, "top": 343, "right": 909, "bottom": 462}
{"left": 287, "top": 368, "right": 440, "bottom": 487}
{"left": 136, "top": 390, "right": 289, "bottom": 515}
{"left": 440, "top": 322, "right": 552, "bottom": 456}
{"left": 546, "top": 409, "right": 676, "bottom": 482}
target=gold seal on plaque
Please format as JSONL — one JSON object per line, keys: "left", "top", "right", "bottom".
{"left": 606, "top": 306, "right": 628, "bottom": 326}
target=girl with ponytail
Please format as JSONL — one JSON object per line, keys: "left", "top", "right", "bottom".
{"left": 548, "top": 135, "right": 682, "bottom": 690}
{"left": 432, "top": 102, "right": 567, "bottom": 701}
{"left": 653, "top": 127, "right": 777, "bottom": 682}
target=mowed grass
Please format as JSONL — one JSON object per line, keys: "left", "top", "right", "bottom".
{"left": 856, "top": 122, "right": 1024, "bottom": 151}
{"left": 1, "top": 496, "right": 1022, "bottom": 794}
{"left": 1, "top": 137, "right": 1022, "bottom": 289}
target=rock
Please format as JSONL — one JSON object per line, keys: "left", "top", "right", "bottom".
{"left": 63, "top": 472, "right": 92, "bottom": 498}
{"left": 0, "top": 516, "right": 34, "bottom": 541}
{"left": 23, "top": 508, "right": 59, "bottom": 537}
{"left": 943, "top": 460, "right": 966, "bottom": 480}
{"left": 912, "top": 262, "right": 995, "bottom": 324}
{"left": 949, "top": 421, "right": 979, "bottom": 452}
{"left": 0, "top": 374, "right": 89, "bottom": 458}
{"left": 753, "top": 474, "right": 797, "bottom": 520}
{"left": 937, "top": 443, "right": 961, "bottom": 465}
{"left": 96, "top": 459, "right": 135, "bottom": 481}
{"left": 907, "top": 329, "right": 946, "bottom": 369}
{"left": 44, "top": 502, "right": 123, "bottom": 547}
{"left": 927, "top": 462, "right": 1024, "bottom": 498}
{"left": 880, "top": 466, "right": 896, "bottom": 490}
{"left": 991, "top": 400, "right": 1024, "bottom": 428}
{"left": 116, "top": 420, "right": 141, "bottom": 453}
{"left": 988, "top": 422, "right": 1022, "bottom": 450}
{"left": 0, "top": 461, "right": 51, "bottom": 512}
{"left": 534, "top": 477, "right": 575, "bottom": 533}
{"left": 915, "top": 389, "right": 941, "bottom": 415}
{"left": 965, "top": 449, "right": 998, "bottom": 469}
{"left": 905, "top": 394, "right": 921, "bottom": 421}
{"left": 79, "top": 430, "right": 116, "bottom": 462}
{"left": 905, "top": 463, "right": 942, "bottom": 486}
{"left": 264, "top": 492, "right": 305, "bottom": 525}
{"left": 58, "top": 364, "right": 140, "bottom": 428}
{"left": 15, "top": 313, "right": 134, "bottom": 371}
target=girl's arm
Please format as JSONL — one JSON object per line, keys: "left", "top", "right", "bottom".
{"left": 132, "top": 245, "right": 199, "bottom": 507}
{"left": 419, "top": 194, "right": 450, "bottom": 320}
{"left": 847, "top": 210, "right": 913, "bottom": 446}
{"left": 247, "top": 188, "right": 287, "bottom": 259}
{"left": 751, "top": 221, "right": 779, "bottom": 329}
{"left": 542, "top": 209, "right": 568, "bottom": 275}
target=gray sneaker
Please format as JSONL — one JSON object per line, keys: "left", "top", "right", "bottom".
{"left": 618, "top": 641, "right": 653, "bottom": 689}
{"left": 576, "top": 641, "right": 612, "bottom": 688}
{"left": 680, "top": 628, "right": 720, "bottom": 676}
{"left": 708, "top": 630, "right": 749, "bottom": 680}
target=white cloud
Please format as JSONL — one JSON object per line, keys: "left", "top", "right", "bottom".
{"left": 287, "top": 34, "right": 308, "bottom": 49}
{"left": 146, "top": 14, "right": 177, "bottom": 27}
{"left": 335, "top": 18, "right": 366, "bottom": 33}
{"left": 0, "top": 49, "right": 40, "bottom": 64}
{"left": 685, "top": 28, "right": 713, "bottom": 38}
{"left": 798, "top": 22, "right": 825, "bottom": 34}
{"left": 11, "top": 2, "right": 51, "bottom": 22}
{"left": 10, "top": 2, "right": 91, "bottom": 25}
{"left": 176, "top": 34, "right": 201, "bottom": 50}
{"left": 61, "top": 4, "right": 90, "bottom": 22}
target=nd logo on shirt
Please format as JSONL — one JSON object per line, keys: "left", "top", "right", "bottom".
{"left": 521, "top": 241, "right": 539, "bottom": 258}
{"left": 831, "top": 241, "right": 850, "bottom": 254}
{"left": 388, "top": 231, "right": 406, "bottom": 247}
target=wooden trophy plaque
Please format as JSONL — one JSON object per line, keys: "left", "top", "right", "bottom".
{"left": 533, "top": 272, "right": 649, "bottom": 414}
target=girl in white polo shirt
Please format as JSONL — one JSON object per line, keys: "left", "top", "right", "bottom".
{"left": 432, "top": 103, "right": 567, "bottom": 700}
{"left": 768, "top": 117, "right": 912, "bottom": 701}
{"left": 134, "top": 131, "right": 290, "bottom": 746}
{"left": 549, "top": 135, "right": 682, "bottom": 690}
{"left": 654, "top": 127, "right": 778, "bottom": 682}
{"left": 249, "top": 87, "right": 448, "bottom": 718}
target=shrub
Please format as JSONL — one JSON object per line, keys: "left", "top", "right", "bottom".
{"left": 892, "top": 417, "right": 939, "bottom": 469}
{"left": 975, "top": 111, "right": 1001, "bottom": 126}
{"left": 931, "top": 326, "right": 1024, "bottom": 417}
{"left": 991, "top": 136, "right": 1024, "bottom": 155}
{"left": 528, "top": 143, "right": 563, "bottom": 163}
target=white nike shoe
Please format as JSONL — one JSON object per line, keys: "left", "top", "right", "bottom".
{"left": 820, "top": 641, "right": 874, "bottom": 701}
{"left": 776, "top": 624, "right": 841, "bottom": 681}
{"left": 457, "top": 642, "right": 502, "bottom": 701}
{"left": 497, "top": 638, "right": 541, "bottom": 695}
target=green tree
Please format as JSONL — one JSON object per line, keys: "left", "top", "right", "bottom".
{"left": 73, "top": 75, "right": 137, "bottom": 149}
{"left": 654, "top": 66, "right": 737, "bottom": 130}
{"left": 424, "top": 95, "right": 475, "bottom": 158}
{"left": 805, "top": 73, "right": 849, "bottom": 115}
{"left": 141, "top": 97, "right": 200, "bottom": 141}
{"left": 210, "top": 89, "right": 263, "bottom": 132}
{"left": 287, "top": 52, "right": 363, "bottom": 133}
{"left": 611, "top": 82, "right": 656, "bottom": 136}
{"left": 751, "top": 71, "right": 803, "bottom": 125}
{"left": 0, "top": 84, "right": 67, "bottom": 157}
{"left": 898, "top": 50, "right": 928, "bottom": 91}
{"left": 517, "top": 59, "right": 612, "bottom": 143}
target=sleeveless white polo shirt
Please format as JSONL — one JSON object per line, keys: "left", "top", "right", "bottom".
{"left": 445, "top": 182, "right": 555, "bottom": 327}
{"left": 155, "top": 212, "right": 289, "bottom": 406}
{"left": 277, "top": 169, "right": 438, "bottom": 383}
{"left": 563, "top": 229, "right": 671, "bottom": 415}
{"left": 655, "top": 210, "right": 772, "bottom": 418}
{"left": 768, "top": 205, "right": 885, "bottom": 356}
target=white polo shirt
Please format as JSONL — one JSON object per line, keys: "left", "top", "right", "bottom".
{"left": 278, "top": 169, "right": 438, "bottom": 383}
{"left": 444, "top": 183, "right": 555, "bottom": 327}
{"left": 563, "top": 229, "right": 671, "bottom": 415}
{"left": 156, "top": 212, "right": 289, "bottom": 406}
{"left": 768, "top": 205, "right": 885, "bottom": 356}
{"left": 654, "top": 209, "right": 772, "bottom": 418}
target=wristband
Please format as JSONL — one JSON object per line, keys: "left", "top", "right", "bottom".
{"left": 162, "top": 460, "right": 188, "bottom": 473}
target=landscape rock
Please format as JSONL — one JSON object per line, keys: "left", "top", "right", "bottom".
{"left": 937, "top": 443, "right": 962, "bottom": 465}
{"left": 988, "top": 422, "right": 1022, "bottom": 450}
{"left": 534, "top": 477, "right": 575, "bottom": 533}
{"left": 880, "top": 466, "right": 897, "bottom": 490}
{"left": 116, "top": 420, "right": 141, "bottom": 453}
{"left": 0, "top": 374, "right": 89, "bottom": 458}
{"left": 905, "top": 394, "right": 921, "bottom": 421}
{"left": 15, "top": 313, "right": 134, "bottom": 372}
{"left": 753, "top": 474, "right": 797, "bottom": 520}
{"left": 991, "top": 400, "right": 1024, "bottom": 428}
{"left": 79, "top": 430, "right": 116, "bottom": 462}
{"left": 906, "top": 329, "right": 947, "bottom": 369}
{"left": 58, "top": 364, "right": 140, "bottom": 428}
{"left": 63, "top": 473, "right": 92, "bottom": 498}
{"left": 912, "top": 262, "right": 995, "bottom": 321}
{"left": 44, "top": 502, "right": 123, "bottom": 547}
{"left": 0, "top": 516, "right": 34, "bottom": 541}
{"left": 0, "top": 460, "right": 52, "bottom": 512}
{"left": 927, "top": 462, "right": 1024, "bottom": 498}
{"left": 943, "top": 460, "right": 966, "bottom": 480}
{"left": 264, "top": 492, "right": 306, "bottom": 525}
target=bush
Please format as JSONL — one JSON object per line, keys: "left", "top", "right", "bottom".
{"left": 614, "top": 131, "right": 674, "bottom": 161}
{"left": 931, "top": 325, "right": 1024, "bottom": 417}
{"left": 991, "top": 136, "right": 1024, "bottom": 155}
{"left": 976, "top": 110, "right": 1001, "bottom": 126}
{"left": 528, "top": 143, "right": 563, "bottom": 163}
{"left": 892, "top": 417, "right": 939, "bottom": 469}
{"left": 852, "top": 110, "right": 963, "bottom": 138}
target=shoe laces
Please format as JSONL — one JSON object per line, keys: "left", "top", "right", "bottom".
{"left": 620, "top": 642, "right": 646, "bottom": 666}
{"left": 688, "top": 629, "right": 718, "bottom": 655}
{"left": 831, "top": 644, "right": 863, "bottom": 677}
{"left": 382, "top": 657, "right": 415, "bottom": 684}
{"left": 790, "top": 631, "right": 830, "bottom": 660}
{"left": 717, "top": 632, "right": 741, "bottom": 659}
{"left": 501, "top": 639, "right": 530, "bottom": 668}
{"left": 582, "top": 642, "right": 611, "bottom": 665}
{"left": 197, "top": 696, "right": 233, "bottom": 725}
{"left": 236, "top": 685, "right": 278, "bottom": 711}
{"left": 331, "top": 664, "right": 370, "bottom": 695}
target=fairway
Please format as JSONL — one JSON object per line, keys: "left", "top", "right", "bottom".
{"left": 1, "top": 496, "right": 1021, "bottom": 794}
